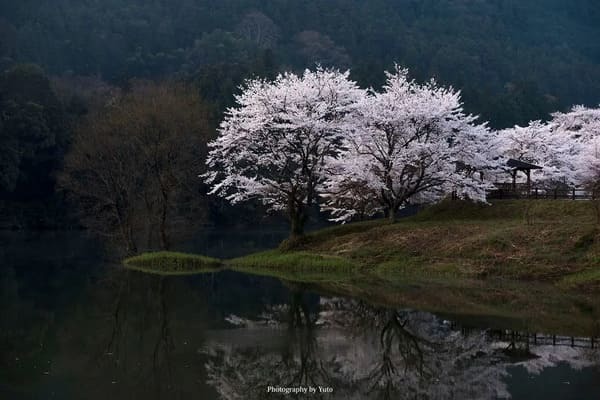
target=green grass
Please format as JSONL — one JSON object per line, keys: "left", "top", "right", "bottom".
{"left": 123, "top": 251, "right": 223, "bottom": 275}
{"left": 560, "top": 267, "right": 600, "bottom": 288}
{"left": 279, "top": 200, "right": 600, "bottom": 283}
{"left": 229, "top": 250, "right": 359, "bottom": 282}
{"left": 124, "top": 200, "right": 600, "bottom": 283}
{"left": 119, "top": 201, "right": 600, "bottom": 335}
{"left": 124, "top": 249, "right": 359, "bottom": 280}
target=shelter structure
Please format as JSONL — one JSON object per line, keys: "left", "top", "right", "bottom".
{"left": 506, "top": 158, "right": 543, "bottom": 193}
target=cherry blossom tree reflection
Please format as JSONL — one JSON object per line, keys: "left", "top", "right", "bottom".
{"left": 203, "top": 295, "right": 600, "bottom": 400}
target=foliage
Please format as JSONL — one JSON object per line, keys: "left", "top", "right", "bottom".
{"left": 493, "top": 121, "right": 575, "bottom": 186}
{"left": 2, "top": 1, "right": 600, "bottom": 127}
{"left": 204, "top": 67, "right": 365, "bottom": 237}
{"left": 59, "top": 81, "right": 212, "bottom": 253}
{"left": 206, "top": 65, "right": 503, "bottom": 229}
{"left": 552, "top": 106, "right": 600, "bottom": 187}
{"left": 494, "top": 104, "right": 600, "bottom": 189}
{"left": 323, "top": 66, "right": 497, "bottom": 222}
{"left": 0, "top": 64, "right": 67, "bottom": 195}
{"left": 3, "top": 1, "right": 600, "bottom": 233}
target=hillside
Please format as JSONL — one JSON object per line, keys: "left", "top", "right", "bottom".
{"left": 286, "top": 200, "right": 600, "bottom": 286}
{"left": 1, "top": 0, "right": 600, "bottom": 127}
{"left": 126, "top": 200, "right": 600, "bottom": 289}
{"left": 125, "top": 200, "right": 600, "bottom": 335}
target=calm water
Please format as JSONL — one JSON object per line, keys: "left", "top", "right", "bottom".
{"left": 2, "top": 232, "right": 600, "bottom": 399}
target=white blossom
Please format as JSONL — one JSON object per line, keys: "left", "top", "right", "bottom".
{"left": 493, "top": 105, "right": 600, "bottom": 189}
{"left": 493, "top": 121, "right": 575, "bottom": 186}
{"left": 550, "top": 105, "right": 600, "bottom": 188}
{"left": 204, "top": 67, "right": 366, "bottom": 235}
{"left": 322, "top": 66, "right": 497, "bottom": 223}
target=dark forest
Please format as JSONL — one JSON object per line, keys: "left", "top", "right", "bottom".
{"left": 2, "top": 0, "right": 600, "bottom": 232}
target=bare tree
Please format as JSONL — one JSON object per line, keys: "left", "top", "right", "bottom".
{"left": 235, "top": 11, "right": 280, "bottom": 49}
{"left": 59, "top": 81, "right": 212, "bottom": 254}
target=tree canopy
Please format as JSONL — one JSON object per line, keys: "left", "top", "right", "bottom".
{"left": 1, "top": 0, "right": 599, "bottom": 128}
{"left": 205, "top": 68, "right": 365, "bottom": 237}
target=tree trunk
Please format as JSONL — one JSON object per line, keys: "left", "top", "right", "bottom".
{"left": 593, "top": 200, "right": 600, "bottom": 225}
{"left": 159, "top": 204, "right": 170, "bottom": 251}
{"left": 159, "top": 189, "right": 170, "bottom": 250}
{"left": 290, "top": 211, "right": 305, "bottom": 238}
{"left": 388, "top": 207, "right": 397, "bottom": 223}
{"left": 125, "top": 224, "right": 138, "bottom": 256}
{"left": 288, "top": 192, "right": 306, "bottom": 239}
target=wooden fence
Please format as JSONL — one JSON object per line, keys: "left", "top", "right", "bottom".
{"left": 453, "top": 326, "right": 599, "bottom": 350}
{"left": 488, "top": 184, "right": 596, "bottom": 200}
{"left": 490, "top": 330, "right": 598, "bottom": 350}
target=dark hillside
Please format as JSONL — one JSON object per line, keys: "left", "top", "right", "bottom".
{"left": 1, "top": 0, "right": 599, "bottom": 127}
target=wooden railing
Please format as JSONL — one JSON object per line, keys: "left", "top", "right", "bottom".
{"left": 488, "top": 184, "right": 596, "bottom": 200}
{"left": 489, "top": 330, "right": 598, "bottom": 350}
{"left": 452, "top": 325, "right": 599, "bottom": 350}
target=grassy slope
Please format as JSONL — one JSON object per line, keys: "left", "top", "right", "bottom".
{"left": 124, "top": 200, "right": 600, "bottom": 285}
{"left": 268, "top": 200, "right": 600, "bottom": 335}
{"left": 122, "top": 200, "right": 600, "bottom": 335}
{"left": 284, "top": 200, "right": 600, "bottom": 287}
{"left": 230, "top": 250, "right": 359, "bottom": 282}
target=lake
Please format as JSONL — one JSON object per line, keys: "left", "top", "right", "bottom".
{"left": 1, "top": 232, "right": 600, "bottom": 399}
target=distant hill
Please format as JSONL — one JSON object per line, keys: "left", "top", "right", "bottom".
{"left": 1, "top": 0, "right": 599, "bottom": 127}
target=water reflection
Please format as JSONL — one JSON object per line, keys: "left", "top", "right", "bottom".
{"left": 85, "top": 271, "right": 210, "bottom": 398}
{"left": 1, "top": 233, "right": 600, "bottom": 399}
{"left": 0, "top": 260, "right": 216, "bottom": 398}
{"left": 203, "top": 293, "right": 600, "bottom": 400}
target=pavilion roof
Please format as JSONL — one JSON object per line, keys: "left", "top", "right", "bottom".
{"left": 506, "top": 158, "right": 543, "bottom": 170}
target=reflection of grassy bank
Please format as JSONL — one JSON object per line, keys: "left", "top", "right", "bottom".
{"left": 124, "top": 251, "right": 222, "bottom": 275}
{"left": 229, "top": 250, "right": 359, "bottom": 282}
{"left": 304, "top": 275, "right": 600, "bottom": 337}
{"left": 122, "top": 200, "right": 600, "bottom": 334}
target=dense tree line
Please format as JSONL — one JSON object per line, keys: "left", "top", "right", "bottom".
{"left": 0, "top": 63, "right": 275, "bottom": 234}
{"left": 1, "top": 0, "right": 599, "bottom": 127}
{"left": 1, "top": 0, "right": 600, "bottom": 242}
{"left": 0, "top": 64, "right": 74, "bottom": 228}
{"left": 207, "top": 66, "right": 600, "bottom": 238}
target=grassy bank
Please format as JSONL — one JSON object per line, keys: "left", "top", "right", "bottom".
{"left": 123, "top": 251, "right": 222, "bottom": 275}
{"left": 122, "top": 201, "right": 600, "bottom": 335}
{"left": 285, "top": 200, "right": 600, "bottom": 288}
{"left": 124, "top": 200, "right": 600, "bottom": 286}
{"left": 230, "top": 250, "right": 360, "bottom": 282}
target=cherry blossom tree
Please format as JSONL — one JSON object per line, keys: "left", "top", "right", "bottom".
{"left": 323, "top": 66, "right": 496, "bottom": 223}
{"left": 550, "top": 105, "right": 600, "bottom": 144}
{"left": 550, "top": 105, "right": 600, "bottom": 185}
{"left": 492, "top": 121, "right": 576, "bottom": 187}
{"left": 551, "top": 105, "right": 600, "bottom": 219}
{"left": 204, "top": 68, "right": 365, "bottom": 237}
{"left": 494, "top": 105, "right": 599, "bottom": 187}
{"left": 495, "top": 121, "right": 552, "bottom": 165}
